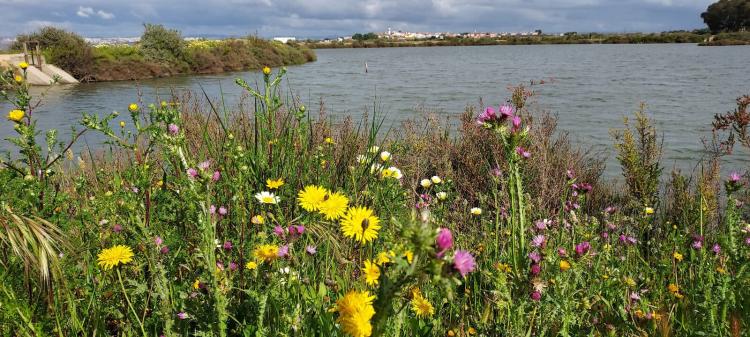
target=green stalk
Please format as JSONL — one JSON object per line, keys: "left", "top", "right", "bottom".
{"left": 117, "top": 268, "right": 146, "bottom": 337}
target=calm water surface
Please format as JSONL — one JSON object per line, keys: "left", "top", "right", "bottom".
{"left": 2, "top": 44, "right": 748, "bottom": 176}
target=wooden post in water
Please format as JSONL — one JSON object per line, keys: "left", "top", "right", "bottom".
{"left": 22, "top": 42, "right": 29, "bottom": 64}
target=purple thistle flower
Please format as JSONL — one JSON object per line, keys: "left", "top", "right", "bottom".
{"left": 278, "top": 245, "right": 289, "bottom": 258}
{"left": 209, "top": 205, "right": 217, "bottom": 214}
{"left": 528, "top": 251, "right": 542, "bottom": 263}
{"left": 534, "top": 219, "right": 550, "bottom": 231}
{"left": 229, "top": 262, "right": 238, "bottom": 271}
{"left": 515, "top": 146, "right": 531, "bottom": 159}
{"left": 476, "top": 106, "right": 497, "bottom": 124}
{"left": 273, "top": 225, "right": 286, "bottom": 238}
{"left": 223, "top": 241, "right": 233, "bottom": 251}
{"left": 712, "top": 243, "right": 721, "bottom": 254}
{"left": 557, "top": 247, "right": 567, "bottom": 257}
{"left": 499, "top": 104, "right": 514, "bottom": 118}
{"left": 436, "top": 228, "right": 453, "bottom": 255}
{"left": 168, "top": 123, "right": 179, "bottom": 136}
{"left": 530, "top": 290, "right": 542, "bottom": 301}
{"left": 692, "top": 235, "right": 704, "bottom": 250}
{"left": 177, "top": 312, "right": 188, "bottom": 320}
{"left": 566, "top": 169, "right": 575, "bottom": 180}
{"left": 745, "top": 237, "right": 750, "bottom": 246}
{"left": 218, "top": 206, "right": 227, "bottom": 216}
{"left": 112, "top": 224, "right": 123, "bottom": 233}
{"left": 575, "top": 242, "right": 591, "bottom": 256}
{"left": 212, "top": 171, "right": 221, "bottom": 182}
{"left": 491, "top": 167, "right": 503, "bottom": 177}
{"left": 187, "top": 168, "right": 198, "bottom": 179}
{"left": 288, "top": 225, "right": 305, "bottom": 237}
{"left": 197, "top": 160, "right": 211, "bottom": 171}
{"left": 601, "top": 231, "right": 609, "bottom": 239}
{"left": 453, "top": 250, "right": 476, "bottom": 277}
{"left": 729, "top": 171, "right": 742, "bottom": 183}
{"left": 154, "top": 236, "right": 163, "bottom": 246}
{"left": 160, "top": 246, "right": 169, "bottom": 254}
{"left": 630, "top": 292, "right": 640, "bottom": 301}
{"left": 511, "top": 115, "right": 522, "bottom": 132}
{"left": 306, "top": 245, "right": 317, "bottom": 255}
{"left": 530, "top": 263, "right": 541, "bottom": 276}
{"left": 531, "top": 234, "right": 546, "bottom": 248}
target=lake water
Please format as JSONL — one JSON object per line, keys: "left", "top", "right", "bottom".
{"left": 2, "top": 44, "right": 749, "bottom": 176}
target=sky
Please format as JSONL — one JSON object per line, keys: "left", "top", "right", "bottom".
{"left": 0, "top": 0, "right": 716, "bottom": 38}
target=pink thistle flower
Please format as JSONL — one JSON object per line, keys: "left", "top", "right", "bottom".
{"left": 530, "top": 290, "right": 542, "bottom": 301}
{"left": 278, "top": 244, "right": 289, "bottom": 258}
{"left": 218, "top": 206, "right": 227, "bottom": 216}
{"left": 436, "top": 228, "right": 453, "bottom": 256}
{"left": 515, "top": 146, "right": 530, "bottom": 159}
{"left": 168, "top": 123, "right": 179, "bottom": 136}
{"left": 511, "top": 115, "right": 522, "bottom": 132}
{"left": 154, "top": 236, "right": 163, "bottom": 246}
{"left": 212, "top": 171, "right": 221, "bottom": 182}
{"left": 160, "top": 246, "right": 169, "bottom": 254}
{"left": 530, "top": 263, "right": 541, "bottom": 276}
{"left": 112, "top": 224, "right": 123, "bottom": 233}
{"left": 229, "top": 262, "right": 238, "bottom": 271}
{"left": 531, "top": 234, "right": 546, "bottom": 248}
{"left": 273, "top": 226, "right": 286, "bottom": 238}
{"left": 306, "top": 245, "right": 317, "bottom": 255}
{"left": 223, "top": 240, "right": 233, "bottom": 251}
{"left": 197, "top": 160, "right": 211, "bottom": 171}
{"left": 453, "top": 250, "right": 476, "bottom": 277}
{"left": 528, "top": 251, "right": 542, "bottom": 263}
{"left": 557, "top": 247, "right": 567, "bottom": 257}
{"left": 177, "top": 312, "right": 188, "bottom": 320}
{"left": 477, "top": 106, "right": 497, "bottom": 124}
{"left": 499, "top": 104, "right": 514, "bottom": 118}
{"left": 712, "top": 243, "right": 721, "bottom": 254}
{"left": 574, "top": 242, "right": 591, "bottom": 256}
{"left": 209, "top": 205, "right": 217, "bottom": 214}
{"left": 729, "top": 171, "right": 742, "bottom": 183}
{"left": 187, "top": 168, "right": 198, "bottom": 179}
{"left": 745, "top": 237, "right": 750, "bottom": 246}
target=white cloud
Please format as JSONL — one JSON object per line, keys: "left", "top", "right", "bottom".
{"left": 97, "top": 10, "right": 115, "bottom": 19}
{"left": 76, "top": 6, "right": 114, "bottom": 20}
{"left": 76, "top": 6, "right": 94, "bottom": 18}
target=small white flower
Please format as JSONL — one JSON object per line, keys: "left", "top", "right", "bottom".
{"left": 431, "top": 176, "right": 442, "bottom": 184}
{"left": 380, "top": 151, "right": 391, "bottom": 162}
{"left": 470, "top": 207, "right": 482, "bottom": 215}
{"left": 255, "top": 191, "right": 280, "bottom": 204}
{"left": 436, "top": 191, "right": 447, "bottom": 200}
{"left": 420, "top": 179, "right": 432, "bottom": 188}
{"left": 382, "top": 166, "right": 403, "bottom": 179}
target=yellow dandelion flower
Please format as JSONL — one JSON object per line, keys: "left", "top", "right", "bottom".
{"left": 667, "top": 283, "right": 679, "bottom": 293}
{"left": 319, "top": 192, "right": 349, "bottom": 220}
{"left": 14, "top": 75, "right": 23, "bottom": 83}
{"left": 362, "top": 260, "right": 380, "bottom": 286}
{"left": 717, "top": 266, "right": 727, "bottom": 275}
{"left": 262, "top": 66, "right": 271, "bottom": 75}
{"left": 298, "top": 185, "right": 330, "bottom": 211}
{"left": 645, "top": 207, "right": 654, "bottom": 215}
{"left": 119, "top": 121, "right": 126, "bottom": 128}
{"left": 375, "top": 251, "right": 394, "bottom": 266}
{"left": 624, "top": 277, "right": 636, "bottom": 287}
{"left": 672, "top": 251, "right": 683, "bottom": 262}
{"left": 128, "top": 103, "right": 138, "bottom": 112}
{"left": 559, "top": 260, "right": 571, "bottom": 272}
{"left": 18, "top": 61, "right": 28, "bottom": 69}
{"left": 192, "top": 279, "right": 200, "bottom": 289}
{"left": 97, "top": 245, "right": 134, "bottom": 270}
{"left": 246, "top": 261, "right": 258, "bottom": 270}
{"left": 253, "top": 244, "right": 279, "bottom": 262}
{"left": 266, "top": 178, "right": 285, "bottom": 189}
{"left": 7, "top": 109, "right": 24, "bottom": 123}
{"left": 325, "top": 137, "right": 335, "bottom": 144}
{"left": 251, "top": 215, "right": 265, "bottom": 225}
{"left": 403, "top": 250, "right": 414, "bottom": 264}
{"left": 410, "top": 290, "right": 434, "bottom": 318}
{"left": 340, "top": 206, "right": 381, "bottom": 244}
{"left": 335, "top": 290, "right": 376, "bottom": 337}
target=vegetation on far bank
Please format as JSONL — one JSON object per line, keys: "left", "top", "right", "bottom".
{"left": 304, "top": 30, "right": 750, "bottom": 49}
{"left": 1, "top": 59, "right": 749, "bottom": 336}
{"left": 9, "top": 25, "right": 316, "bottom": 82}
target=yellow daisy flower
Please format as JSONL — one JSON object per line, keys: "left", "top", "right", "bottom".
{"left": 362, "top": 260, "right": 380, "bottom": 286}
{"left": 266, "top": 178, "right": 285, "bottom": 189}
{"left": 253, "top": 244, "right": 279, "bottom": 262}
{"left": 298, "top": 185, "right": 330, "bottom": 212}
{"left": 128, "top": 103, "right": 139, "bottom": 112}
{"left": 97, "top": 245, "right": 134, "bottom": 270}
{"left": 410, "top": 289, "right": 435, "bottom": 318}
{"left": 335, "top": 290, "right": 375, "bottom": 337}
{"left": 319, "top": 191, "right": 349, "bottom": 220}
{"left": 246, "top": 261, "right": 258, "bottom": 270}
{"left": 7, "top": 109, "right": 24, "bottom": 123}
{"left": 340, "top": 206, "right": 381, "bottom": 244}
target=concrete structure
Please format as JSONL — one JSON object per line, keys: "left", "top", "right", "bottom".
{"left": 0, "top": 53, "right": 78, "bottom": 85}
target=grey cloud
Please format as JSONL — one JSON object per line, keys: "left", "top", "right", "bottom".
{"left": 0, "top": 0, "right": 716, "bottom": 38}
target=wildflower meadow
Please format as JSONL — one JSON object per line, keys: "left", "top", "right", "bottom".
{"left": 1, "top": 63, "right": 748, "bottom": 336}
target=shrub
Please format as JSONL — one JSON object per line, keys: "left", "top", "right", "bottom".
{"left": 13, "top": 26, "right": 94, "bottom": 79}
{"left": 140, "top": 23, "right": 185, "bottom": 64}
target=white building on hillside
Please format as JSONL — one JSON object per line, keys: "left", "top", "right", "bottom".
{"left": 273, "top": 37, "right": 296, "bottom": 43}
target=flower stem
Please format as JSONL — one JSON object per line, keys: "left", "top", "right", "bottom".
{"left": 117, "top": 268, "right": 146, "bottom": 337}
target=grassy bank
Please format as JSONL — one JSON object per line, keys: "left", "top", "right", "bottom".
{"left": 10, "top": 26, "right": 316, "bottom": 82}
{"left": 1, "top": 65, "right": 749, "bottom": 336}
{"left": 306, "top": 31, "right": 750, "bottom": 49}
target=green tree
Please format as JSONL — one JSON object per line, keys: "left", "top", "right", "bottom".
{"left": 12, "top": 27, "right": 94, "bottom": 79}
{"left": 701, "top": 0, "right": 750, "bottom": 33}
{"left": 140, "top": 23, "right": 185, "bottom": 64}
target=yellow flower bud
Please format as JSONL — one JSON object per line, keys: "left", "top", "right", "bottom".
{"left": 262, "top": 66, "right": 271, "bottom": 75}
